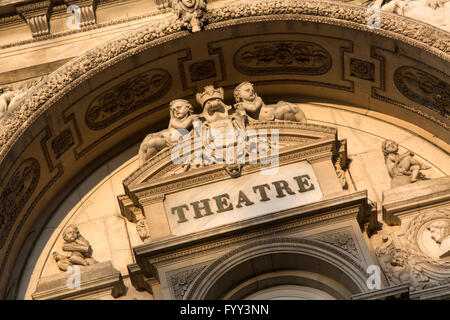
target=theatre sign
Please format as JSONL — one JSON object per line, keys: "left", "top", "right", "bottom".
{"left": 165, "top": 161, "right": 322, "bottom": 236}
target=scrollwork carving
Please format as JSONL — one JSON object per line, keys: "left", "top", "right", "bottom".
{"left": 169, "top": 265, "right": 207, "bottom": 299}
{"left": 86, "top": 69, "right": 172, "bottom": 130}
{"left": 394, "top": 66, "right": 450, "bottom": 117}
{"left": 0, "top": 158, "right": 40, "bottom": 249}
{"left": 233, "top": 41, "right": 332, "bottom": 76}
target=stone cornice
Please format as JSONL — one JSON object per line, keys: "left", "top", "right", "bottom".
{"left": 0, "top": 0, "right": 448, "bottom": 163}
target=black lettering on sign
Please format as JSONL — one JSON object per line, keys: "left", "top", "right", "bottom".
{"left": 272, "top": 180, "right": 296, "bottom": 198}
{"left": 213, "top": 194, "right": 233, "bottom": 213}
{"left": 293, "top": 175, "right": 315, "bottom": 192}
{"left": 235, "top": 191, "right": 255, "bottom": 208}
{"left": 253, "top": 184, "right": 271, "bottom": 201}
{"left": 190, "top": 199, "right": 214, "bottom": 219}
{"left": 171, "top": 205, "right": 190, "bottom": 223}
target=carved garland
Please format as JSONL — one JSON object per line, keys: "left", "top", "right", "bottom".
{"left": 0, "top": 0, "right": 449, "bottom": 164}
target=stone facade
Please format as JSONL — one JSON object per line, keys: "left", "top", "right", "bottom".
{"left": 0, "top": 0, "right": 448, "bottom": 300}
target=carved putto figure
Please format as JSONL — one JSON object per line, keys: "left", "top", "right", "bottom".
{"left": 139, "top": 99, "right": 198, "bottom": 166}
{"left": 233, "top": 82, "right": 307, "bottom": 123}
{"left": 381, "top": 139, "right": 430, "bottom": 188}
{"left": 428, "top": 221, "right": 450, "bottom": 258}
{"left": 53, "top": 225, "right": 97, "bottom": 272}
{"left": 170, "top": 0, "right": 207, "bottom": 32}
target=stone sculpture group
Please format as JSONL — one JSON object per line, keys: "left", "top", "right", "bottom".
{"left": 138, "top": 82, "right": 307, "bottom": 167}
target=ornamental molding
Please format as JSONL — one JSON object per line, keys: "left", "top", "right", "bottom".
{"left": 0, "top": 0, "right": 449, "bottom": 164}
{"left": 185, "top": 236, "right": 367, "bottom": 299}
{"left": 142, "top": 205, "right": 360, "bottom": 265}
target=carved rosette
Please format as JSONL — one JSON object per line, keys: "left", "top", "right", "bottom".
{"left": 350, "top": 59, "right": 375, "bottom": 81}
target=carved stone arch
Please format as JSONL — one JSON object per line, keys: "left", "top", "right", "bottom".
{"left": 184, "top": 237, "right": 369, "bottom": 300}
{"left": 1, "top": 0, "right": 449, "bottom": 298}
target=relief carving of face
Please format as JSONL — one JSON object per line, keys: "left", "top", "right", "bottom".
{"left": 63, "top": 225, "right": 79, "bottom": 243}
{"left": 383, "top": 139, "right": 399, "bottom": 154}
{"left": 181, "top": 0, "right": 195, "bottom": 8}
{"left": 170, "top": 100, "right": 192, "bottom": 120}
{"left": 236, "top": 82, "right": 256, "bottom": 102}
{"left": 428, "top": 221, "right": 448, "bottom": 244}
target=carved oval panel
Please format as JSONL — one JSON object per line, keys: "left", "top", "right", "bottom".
{"left": 86, "top": 69, "right": 172, "bottom": 130}
{"left": 233, "top": 41, "right": 332, "bottom": 76}
{"left": 0, "top": 158, "right": 40, "bottom": 249}
{"left": 394, "top": 66, "right": 450, "bottom": 117}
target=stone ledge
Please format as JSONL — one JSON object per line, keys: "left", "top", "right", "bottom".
{"left": 31, "top": 261, "right": 125, "bottom": 300}
{"left": 382, "top": 176, "right": 450, "bottom": 226}
{"left": 351, "top": 283, "right": 410, "bottom": 300}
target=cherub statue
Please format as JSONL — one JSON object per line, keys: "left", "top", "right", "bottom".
{"left": 381, "top": 139, "right": 430, "bottom": 188}
{"left": 53, "top": 225, "right": 97, "bottom": 271}
{"left": 139, "top": 99, "right": 198, "bottom": 166}
{"left": 170, "top": 0, "right": 207, "bottom": 32}
{"left": 233, "top": 81, "right": 307, "bottom": 123}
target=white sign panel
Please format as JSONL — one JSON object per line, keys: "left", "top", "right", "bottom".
{"left": 164, "top": 161, "right": 323, "bottom": 236}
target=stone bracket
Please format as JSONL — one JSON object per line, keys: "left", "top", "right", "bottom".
{"left": 16, "top": 0, "right": 51, "bottom": 38}
{"left": 64, "top": 0, "right": 97, "bottom": 27}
